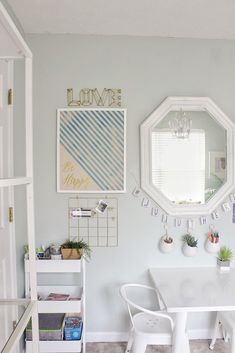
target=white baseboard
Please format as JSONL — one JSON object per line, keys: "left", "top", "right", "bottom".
{"left": 86, "top": 328, "right": 222, "bottom": 342}
{"left": 188, "top": 328, "right": 221, "bottom": 340}
{"left": 86, "top": 332, "right": 129, "bottom": 342}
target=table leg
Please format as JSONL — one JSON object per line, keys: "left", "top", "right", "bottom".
{"left": 172, "top": 312, "right": 190, "bottom": 353}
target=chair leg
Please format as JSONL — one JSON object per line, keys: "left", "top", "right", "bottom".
{"left": 132, "top": 335, "right": 147, "bottom": 353}
{"left": 210, "top": 314, "right": 220, "bottom": 350}
{"left": 231, "top": 331, "right": 235, "bottom": 353}
{"left": 125, "top": 329, "right": 134, "bottom": 353}
{"left": 224, "top": 330, "right": 229, "bottom": 343}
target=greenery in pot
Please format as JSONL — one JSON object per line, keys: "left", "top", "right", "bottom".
{"left": 61, "top": 239, "right": 91, "bottom": 260}
{"left": 217, "top": 246, "right": 233, "bottom": 262}
{"left": 208, "top": 231, "right": 219, "bottom": 244}
{"left": 163, "top": 236, "right": 173, "bottom": 244}
{"left": 182, "top": 233, "right": 198, "bottom": 247}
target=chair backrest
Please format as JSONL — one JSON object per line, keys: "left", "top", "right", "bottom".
{"left": 120, "top": 283, "right": 174, "bottom": 331}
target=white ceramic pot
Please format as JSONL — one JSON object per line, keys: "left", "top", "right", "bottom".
{"left": 159, "top": 237, "right": 174, "bottom": 253}
{"left": 217, "top": 258, "right": 230, "bottom": 271}
{"left": 205, "top": 239, "right": 220, "bottom": 254}
{"left": 182, "top": 243, "right": 197, "bottom": 257}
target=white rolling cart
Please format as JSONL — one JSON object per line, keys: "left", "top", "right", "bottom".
{"left": 25, "top": 259, "right": 86, "bottom": 353}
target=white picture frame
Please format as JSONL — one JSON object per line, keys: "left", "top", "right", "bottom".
{"left": 57, "top": 108, "right": 126, "bottom": 193}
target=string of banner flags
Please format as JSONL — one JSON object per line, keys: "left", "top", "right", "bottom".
{"left": 132, "top": 185, "right": 235, "bottom": 230}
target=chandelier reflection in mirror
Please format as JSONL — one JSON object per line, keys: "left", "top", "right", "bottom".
{"left": 169, "top": 109, "right": 192, "bottom": 139}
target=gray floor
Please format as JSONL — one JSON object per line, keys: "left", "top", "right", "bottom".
{"left": 86, "top": 340, "right": 229, "bottom": 353}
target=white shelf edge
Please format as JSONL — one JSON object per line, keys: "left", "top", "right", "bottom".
{"left": 37, "top": 301, "right": 82, "bottom": 314}
{"left": 25, "top": 259, "right": 82, "bottom": 273}
{"left": 26, "top": 339, "right": 82, "bottom": 353}
{"left": 0, "top": 177, "right": 32, "bottom": 187}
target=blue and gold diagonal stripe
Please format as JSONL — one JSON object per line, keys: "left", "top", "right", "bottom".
{"left": 60, "top": 109, "right": 125, "bottom": 191}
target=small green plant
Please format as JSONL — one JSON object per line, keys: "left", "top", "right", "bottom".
{"left": 182, "top": 233, "right": 198, "bottom": 247}
{"left": 217, "top": 246, "right": 233, "bottom": 262}
{"left": 61, "top": 239, "right": 91, "bottom": 259}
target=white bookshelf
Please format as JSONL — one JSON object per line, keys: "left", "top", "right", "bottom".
{"left": 25, "top": 259, "right": 86, "bottom": 353}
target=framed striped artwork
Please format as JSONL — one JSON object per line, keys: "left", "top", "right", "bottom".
{"left": 57, "top": 108, "right": 126, "bottom": 193}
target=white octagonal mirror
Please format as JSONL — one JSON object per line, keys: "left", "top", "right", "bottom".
{"left": 141, "top": 97, "right": 235, "bottom": 215}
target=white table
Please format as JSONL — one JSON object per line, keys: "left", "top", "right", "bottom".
{"left": 149, "top": 267, "right": 235, "bottom": 353}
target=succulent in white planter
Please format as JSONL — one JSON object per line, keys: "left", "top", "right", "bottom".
{"left": 182, "top": 233, "right": 198, "bottom": 257}
{"left": 217, "top": 246, "right": 233, "bottom": 271}
{"left": 159, "top": 235, "right": 174, "bottom": 253}
{"left": 205, "top": 231, "right": 220, "bottom": 254}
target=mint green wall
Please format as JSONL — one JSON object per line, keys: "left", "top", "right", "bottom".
{"left": 23, "top": 34, "right": 235, "bottom": 333}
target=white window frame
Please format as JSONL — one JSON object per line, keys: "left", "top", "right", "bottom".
{"left": 151, "top": 129, "right": 206, "bottom": 205}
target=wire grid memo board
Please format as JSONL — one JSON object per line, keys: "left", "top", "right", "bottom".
{"left": 68, "top": 197, "right": 118, "bottom": 247}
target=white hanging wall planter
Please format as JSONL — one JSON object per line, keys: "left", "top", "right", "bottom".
{"left": 182, "top": 233, "right": 198, "bottom": 257}
{"left": 205, "top": 239, "right": 220, "bottom": 254}
{"left": 159, "top": 236, "right": 174, "bottom": 253}
{"left": 182, "top": 243, "right": 198, "bottom": 257}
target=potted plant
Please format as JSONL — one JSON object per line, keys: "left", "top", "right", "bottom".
{"left": 217, "top": 246, "right": 233, "bottom": 271}
{"left": 182, "top": 233, "right": 198, "bottom": 257}
{"left": 61, "top": 239, "right": 91, "bottom": 260}
{"left": 205, "top": 231, "right": 220, "bottom": 254}
{"left": 159, "top": 235, "right": 174, "bottom": 253}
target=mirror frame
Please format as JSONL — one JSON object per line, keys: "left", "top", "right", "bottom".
{"left": 141, "top": 97, "right": 235, "bottom": 216}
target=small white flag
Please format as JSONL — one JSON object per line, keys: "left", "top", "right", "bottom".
{"left": 211, "top": 211, "right": 220, "bottom": 220}
{"left": 187, "top": 219, "right": 195, "bottom": 230}
{"left": 174, "top": 219, "right": 182, "bottom": 227}
{"left": 222, "top": 203, "right": 231, "bottom": 212}
{"left": 142, "top": 197, "right": 150, "bottom": 207}
{"left": 230, "top": 193, "right": 235, "bottom": 203}
{"left": 161, "top": 214, "right": 168, "bottom": 223}
{"left": 200, "top": 216, "right": 207, "bottom": 225}
{"left": 151, "top": 207, "right": 158, "bottom": 216}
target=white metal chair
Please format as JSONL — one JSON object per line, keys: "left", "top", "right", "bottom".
{"left": 210, "top": 311, "right": 235, "bottom": 353}
{"left": 120, "top": 283, "right": 174, "bottom": 353}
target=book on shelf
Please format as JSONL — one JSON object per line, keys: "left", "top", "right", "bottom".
{"left": 46, "top": 293, "right": 70, "bottom": 301}
{"left": 37, "top": 292, "right": 81, "bottom": 301}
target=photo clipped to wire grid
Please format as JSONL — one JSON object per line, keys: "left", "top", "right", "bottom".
{"left": 68, "top": 197, "right": 118, "bottom": 247}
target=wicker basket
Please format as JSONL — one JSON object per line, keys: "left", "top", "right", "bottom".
{"left": 61, "top": 248, "right": 81, "bottom": 260}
